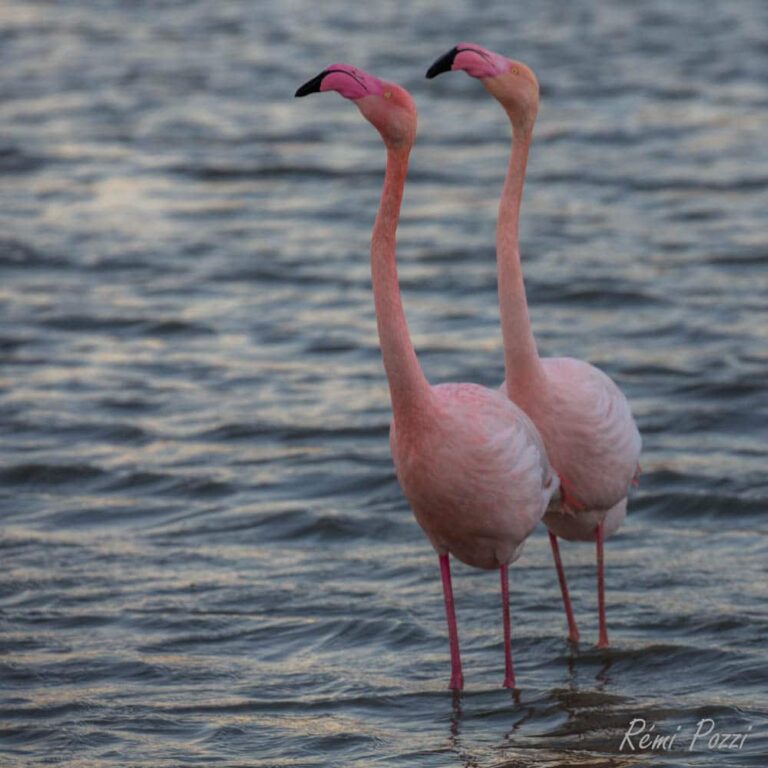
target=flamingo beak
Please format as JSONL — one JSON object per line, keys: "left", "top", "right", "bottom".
{"left": 295, "top": 71, "right": 328, "bottom": 97}
{"left": 426, "top": 47, "right": 459, "bottom": 79}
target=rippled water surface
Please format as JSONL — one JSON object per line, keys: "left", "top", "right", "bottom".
{"left": 1, "top": 1, "right": 767, "bottom": 766}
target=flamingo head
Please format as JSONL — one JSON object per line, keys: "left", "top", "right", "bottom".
{"left": 295, "top": 64, "right": 416, "bottom": 149}
{"left": 426, "top": 44, "right": 539, "bottom": 132}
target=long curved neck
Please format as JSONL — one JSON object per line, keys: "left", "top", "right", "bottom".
{"left": 371, "top": 146, "right": 431, "bottom": 423}
{"left": 497, "top": 122, "right": 545, "bottom": 399}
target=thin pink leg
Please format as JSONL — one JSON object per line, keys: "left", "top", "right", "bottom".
{"left": 548, "top": 532, "right": 580, "bottom": 643}
{"left": 596, "top": 521, "right": 609, "bottom": 648}
{"left": 439, "top": 554, "right": 463, "bottom": 690}
{"left": 500, "top": 564, "right": 515, "bottom": 688}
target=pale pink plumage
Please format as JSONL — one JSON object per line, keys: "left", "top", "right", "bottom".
{"left": 428, "top": 44, "right": 642, "bottom": 647}
{"left": 392, "top": 382, "right": 557, "bottom": 571}
{"left": 296, "top": 64, "right": 558, "bottom": 689}
{"left": 511, "top": 357, "right": 640, "bottom": 518}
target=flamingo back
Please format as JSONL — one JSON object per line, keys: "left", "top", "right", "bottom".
{"left": 391, "top": 382, "right": 558, "bottom": 570}
{"left": 505, "top": 356, "right": 640, "bottom": 513}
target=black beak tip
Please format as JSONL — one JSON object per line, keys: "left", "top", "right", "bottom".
{"left": 425, "top": 47, "right": 458, "bottom": 79}
{"left": 295, "top": 72, "right": 326, "bottom": 98}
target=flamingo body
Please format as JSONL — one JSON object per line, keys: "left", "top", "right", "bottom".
{"left": 392, "top": 382, "right": 558, "bottom": 570}
{"left": 504, "top": 356, "right": 641, "bottom": 516}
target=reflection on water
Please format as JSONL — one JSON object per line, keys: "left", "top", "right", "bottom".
{"left": 1, "top": 0, "right": 767, "bottom": 766}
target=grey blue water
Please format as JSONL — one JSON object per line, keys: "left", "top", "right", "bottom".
{"left": 1, "top": 1, "right": 767, "bottom": 766}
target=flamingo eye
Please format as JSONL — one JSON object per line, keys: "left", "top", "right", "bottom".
{"left": 512, "top": 67, "right": 520, "bottom": 75}
{"left": 384, "top": 91, "right": 392, "bottom": 99}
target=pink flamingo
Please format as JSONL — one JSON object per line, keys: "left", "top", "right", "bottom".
{"left": 296, "top": 64, "right": 559, "bottom": 688}
{"left": 427, "top": 45, "right": 642, "bottom": 648}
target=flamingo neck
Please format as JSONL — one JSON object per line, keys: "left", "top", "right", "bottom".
{"left": 497, "top": 123, "right": 544, "bottom": 400}
{"left": 370, "top": 146, "right": 431, "bottom": 424}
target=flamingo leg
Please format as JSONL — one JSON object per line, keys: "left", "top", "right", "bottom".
{"left": 548, "top": 532, "right": 580, "bottom": 643}
{"left": 500, "top": 564, "right": 516, "bottom": 688}
{"left": 596, "top": 521, "right": 609, "bottom": 648}
{"left": 439, "top": 554, "right": 463, "bottom": 690}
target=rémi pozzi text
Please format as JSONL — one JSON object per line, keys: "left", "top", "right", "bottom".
{"left": 620, "top": 718, "right": 752, "bottom": 752}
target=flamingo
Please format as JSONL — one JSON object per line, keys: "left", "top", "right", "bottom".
{"left": 295, "top": 64, "right": 559, "bottom": 689}
{"left": 426, "top": 45, "right": 642, "bottom": 648}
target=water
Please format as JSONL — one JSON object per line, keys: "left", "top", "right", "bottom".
{"left": 1, "top": 0, "right": 767, "bottom": 765}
